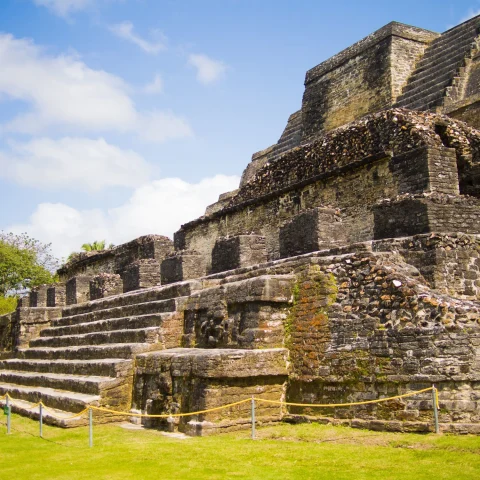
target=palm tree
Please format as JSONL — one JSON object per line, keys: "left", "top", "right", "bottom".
{"left": 81, "top": 240, "right": 107, "bottom": 252}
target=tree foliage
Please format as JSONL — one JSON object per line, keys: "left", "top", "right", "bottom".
{"left": 67, "top": 240, "right": 114, "bottom": 264}
{"left": 0, "top": 232, "right": 59, "bottom": 297}
{"left": 81, "top": 240, "right": 107, "bottom": 252}
{"left": 0, "top": 296, "right": 17, "bottom": 315}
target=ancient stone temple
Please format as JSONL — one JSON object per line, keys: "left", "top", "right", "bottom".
{"left": 1, "top": 15, "right": 480, "bottom": 435}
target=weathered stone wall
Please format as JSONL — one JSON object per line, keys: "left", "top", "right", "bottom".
{"left": 302, "top": 23, "right": 437, "bottom": 137}
{"left": 373, "top": 194, "right": 480, "bottom": 239}
{"left": 29, "top": 285, "right": 49, "bottom": 308}
{"left": 161, "top": 251, "right": 207, "bottom": 285}
{"left": 202, "top": 244, "right": 480, "bottom": 433}
{"left": 58, "top": 235, "right": 173, "bottom": 281}
{"left": 66, "top": 275, "right": 92, "bottom": 305}
{"left": 123, "top": 259, "right": 161, "bottom": 292}
{"left": 373, "top": 233, "right": 480, "bottom": 299}
{"left": 0, "top": 313, "right": 14, "bottom": 356}
{"left": 14, "top": 307, "right": 62, "bottom": 350}
{"left": 176, "top": 114, "right": 480, "bottom": 274}
{"left": 90, "top": 273, "right": 123, "bottom": 300}
{"left": 133, "top": 348, "right": 288, "bottom": 434}
{"left": 46, "top": 284, "right": 66, "bottom": 307}
{"left": 211, "top": 235, "right": 267, "bottom": 273}
{"left": 182, "top": 275, "right": 294, "bottom": 349}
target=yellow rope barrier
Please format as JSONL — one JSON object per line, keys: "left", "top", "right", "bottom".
{"left": 255, "top": 387, "right": 434, "bottom": 408}
{"left": 39, "top": 403, "right": 89, "bottom": 420}
{"left": 91, "top": 398, "right": 252, "bottom": 418}
{"left": 0, "top": 387, "right": 435, "bottom": 420}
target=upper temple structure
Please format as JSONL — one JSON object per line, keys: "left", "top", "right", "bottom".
{"left": 1, "top": 15, "right": 480, "bottom": 435}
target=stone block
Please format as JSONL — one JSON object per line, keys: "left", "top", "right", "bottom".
{"left": 47, "top": 284, "right": 66, "bottom": 307}
{"left": 14, "top": 307, "right": 61, "bottom": 349}
{"left": 90, "top": 274, "right": 123, "bottom": 300}
{"left": 373, "top": 196, "right": 480, "bottom": 240}
{"left": 29, "top": 285, "right": 49, "bottom": 307}
{"left": 123, "top": 259, "right": 160, "bottom": 293}
{"left": 16, "top": 296, "right": 29, "bottom": 308}
{"left": 66, "top": 276, "right": 92, "bottom": 305}
{"left": 279, "top": 207, "right": 346, "bottom": 258}
{"left": 132, "top": 348, "right": 288, "bottom": 435}
{"left": 183, "top": 275, "right": 294, "bottom": 349}
{"left": 390, "top": 146, "right": 459, "bottom": 196}
{"left": 161, "top": 251, "right": 207, "bottom": 285}
{"left": 114, "top": 235, "right": 174, "bottom": 273}
{"left": 211, "top": 235, "right": 267, "bottom": 273}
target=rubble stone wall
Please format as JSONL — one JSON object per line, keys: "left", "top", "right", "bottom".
{"left": 203, "top": 244, "right": 480, "bottom": 433}
{"left": 177, "top": 124, "right": 476, "bottom": 272}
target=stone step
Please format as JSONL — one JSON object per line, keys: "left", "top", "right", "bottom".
{"left": 399, "top": 89, "right": 448, "bottom": 111}
{"left": 30, "top": 327, "right": 163, "bottom": 349}
{"left": 397, "top": 79, "right": 455, "bottom": 107}
{"left": 403, "top": 53, "right": 466, "bottom": 87}
{"left": 401, "top": 68, "right": 460, "bottom": 96}
{"left": 0, "top": 358, "right": 131, "bottom": 377}
{"left": 42, "top": 313, "right": 170, "bottom": 338}
{"left": 0, "top": 382, "right": 99, "bottom": 413}
{"left": 0, "top": 396, "right": 87, "bottom": 427}
{"left": 61, "top": 280, "right": 197, "bottom": 317}
{"left": 428, "top": 22, "right": 478, "bottom": 48}
{"left": 0, "top": 370, "right": 119, "bottom": 395}
{"left": 415, "top": 30, "right": 477, "bottom": 67}
{"left": 277, "top": 131, "right": 301, "bottom": 145}
{"left": 19, "top": 343, "right": 160, "bottom": 360}
{"left": 279, "top": 124, "right": 302, "bottom": 139}
{"left": 54, "top": 298, "right": 183, "bottom": 327}
{"left": 405, "top": 60, "right": 466, "bottom": 91}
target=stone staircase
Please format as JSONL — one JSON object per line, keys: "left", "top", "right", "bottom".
{"left": 395, "top": 15, "right": 480, "bottom": 111}
{"left": 0, "top": 281, "right": 198, "bottom": 426}
{"left": 268, "top": 110, "right": 303, "bottom": 162}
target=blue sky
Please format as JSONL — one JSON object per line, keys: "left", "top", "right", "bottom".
{"left": 0, "top": 0, "right": 478, "bottom": 259}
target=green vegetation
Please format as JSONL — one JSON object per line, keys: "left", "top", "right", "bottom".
{"left": 0, "top": 232, "right": 58, "bottom": 313}
{"left": 1, "top": 415, "right": 479, "bottom": 479}
{"left": 0, "top": 296, "right": 17, "bottom": 315}
{"left": 66, "top": 240, "right": 114, "bottom": 263}
{"left": 81, "top": 240, "right": 114, "bottom": 252}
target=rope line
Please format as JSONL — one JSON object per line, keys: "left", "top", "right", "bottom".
{"left": 255, "top": 387, "right": 434, "bottom": 408}
{"left": 0, "top": 387, "right": 435, "bottom": 420}
{"left": 90, "top": 398, "right": 252, "bottom": 418}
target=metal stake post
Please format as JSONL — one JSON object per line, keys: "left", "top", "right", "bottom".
{"left": 251, "top": 396, "right": 256, "bottom": 440}
{"left": 432, "top": 385, "right": 439, "bottom": 434}
{"left": 6, "top": 395, "right": 11, "bottom": 435}
{"left": 89, "top": 408, "right": 93, "bottom": 447}
{"left": 39, "top": 403, "right": 43, "bottom": 438}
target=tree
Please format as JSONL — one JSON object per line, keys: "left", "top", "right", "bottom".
{"left": 81, "top": 240, "right": 107, "bottom": 252}
{"left": 66, "top": 240, "right": 114, "bottom": 264}
{"left": 0, "top": 232, "right": 59, "bottom": 297}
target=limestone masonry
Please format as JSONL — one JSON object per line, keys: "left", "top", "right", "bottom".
{"left": 1, "top": 16, "right": 480, "bottom": 435}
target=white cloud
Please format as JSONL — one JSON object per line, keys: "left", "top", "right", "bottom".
{"left": 0, "top": 137, "right": 151, "bottom": 191}
{"left": 138, "top": 111, "right": 192, "bottom": 143}
{"left": 33, "top": 0, "right": 93, "bottom": 17}
{"left": 188, "top": 54, "right": 227, "bottom": 85}
{"left": 109, "top": 22, "right": 166, "bottom": 54}
{"left": 144, "top": 73, "right": 163, "bottom": 94}
{"left": 0, "top": 33, "right": 192, "bottom": 142}
{"left": 8, "top": 175, "right": 240, "bottom": 259}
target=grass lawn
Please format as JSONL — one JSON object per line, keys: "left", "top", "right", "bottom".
{"left": 1, "top": 414, "right": 479, "bottom": 479}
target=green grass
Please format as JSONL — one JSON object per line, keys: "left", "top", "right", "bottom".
{"left": 1, "top": 414, "right": 479, "bottom": 479}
